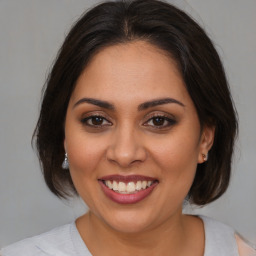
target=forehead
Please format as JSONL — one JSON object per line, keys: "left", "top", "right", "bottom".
{"left": 70, "top": 41, "right": 191, "bottom": 106}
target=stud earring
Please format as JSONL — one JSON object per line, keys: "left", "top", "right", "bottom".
{"left": 202, "top": 153, "right": 208, "bottom": 162}
{"left": 62, "top": 153, "right": 69, "bottom": 169}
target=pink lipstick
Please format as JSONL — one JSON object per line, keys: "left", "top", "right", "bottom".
{"left": 98, "top": 175, "right": 158, "bottom": 204}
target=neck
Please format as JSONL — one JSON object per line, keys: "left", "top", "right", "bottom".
{"left": 76, "top": 210, "right": 204, "bottom": 256}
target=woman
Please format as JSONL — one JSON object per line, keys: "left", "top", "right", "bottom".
{"left": 1, "top": 0, "right": 255, "bottom": 255}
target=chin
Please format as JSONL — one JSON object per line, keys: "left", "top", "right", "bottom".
{"left": 100, "top": 209, "right": 159, "bottom": 234}
{"left": 107, "top": 219, "right": 152, "bottom": 234}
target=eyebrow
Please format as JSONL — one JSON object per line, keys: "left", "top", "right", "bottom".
{"left": 73, "top": 97, "right": 185, "bottom": 110}
{"left": 73, "top": 98, "right": 115, "bottom": 110}
{"left": 138, "top": 98, "right": 185, "bottom": 110}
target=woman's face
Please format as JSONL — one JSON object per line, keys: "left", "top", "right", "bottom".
{"left": 64, "top": 41, "right": 213, "bottom": 233}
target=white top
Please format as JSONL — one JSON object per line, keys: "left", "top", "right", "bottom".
{"left": 0, "top": 215, "right": 254, "bottom": 256}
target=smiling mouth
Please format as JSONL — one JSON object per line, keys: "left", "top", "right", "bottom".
{"left": 98, "top": 175, "right": 159, "bottom": 204}
{"left": 103, "top": 180, "right": 156, "bottom": 194}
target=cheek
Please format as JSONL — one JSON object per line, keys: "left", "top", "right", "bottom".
{"left": 66, "top": 136, "right": 106, "bottom": 205}
{"left": 151, "top": 132, "right": 200, "bottom": 182}
{"left": 67, "top": 137, "right": 105, "bottom": 176}
{"left": 155, "top": 139, "right": 199, "bottom": 207}
{"left": 64, "top": 119, "right": 107, "bottom": 183}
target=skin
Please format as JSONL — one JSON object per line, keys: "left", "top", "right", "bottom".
{"left": 64, "top": 41, "right": 215, "bottom": 256}
{"left": 236, "top": 235, "right": 256, "bottom": 256}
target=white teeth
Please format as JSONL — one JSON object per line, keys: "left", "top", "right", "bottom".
{"left": 135, "top": 181, "right": 142, "bottom": 190}
{"left": 106, "top": 180, "right": 113, "bottom": 189}
{"left": 142, "top": 181, "right": 147, "bottom": 189}
{"left": 127, "top": 182, "right": 136, "bottom": 193}
{"left": 118, "top": 182, "right": 126, "bottom": 192}
{"left": 104, "top": 180, "right": 154, "bottom": 193}
{"left": 113, "top": 181, "right": 118, "bottom": 191}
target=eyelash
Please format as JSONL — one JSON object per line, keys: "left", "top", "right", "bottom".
{"left": 80, "top": 114, "right": 176, "bottom": 129}
{"left": 144, "top": 114, "right": 176, "bottom": 129}
{"left": 81, "top": 115, "right": 112, "bottom": 128}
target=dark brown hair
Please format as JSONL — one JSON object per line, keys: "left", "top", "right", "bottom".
{"left": 33, "top": 0, "right": 238, "bottom": 205}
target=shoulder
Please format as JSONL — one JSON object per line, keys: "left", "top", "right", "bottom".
{"left": 200, "top": 215, "right": 235, "bottom": 235}
{"left": 0, "top": 223, "right": 74, "bottom": 256}
{"left": 235, "top": 234, "right": 256, "bottom": 256}
{"left": 199, "top": 215, "right": 256, "bottom": 256}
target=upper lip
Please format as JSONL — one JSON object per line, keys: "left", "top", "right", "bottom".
{"left": 99, "top": 174, "right": 158, "bottom": 183}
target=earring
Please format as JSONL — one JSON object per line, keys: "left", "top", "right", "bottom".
{"left": 202, "top": 153, "right": 208, "bottom": 162}
{"left": 62, "top": 153, "right": 69, "bottom": 169}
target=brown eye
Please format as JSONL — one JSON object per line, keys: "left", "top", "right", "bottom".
{"left": 81, "top": 115, "right": 112, "bottom": 127}
{"left": 144, "top": 115, "right": 176, "bottom": 129}
{"left": 91, "top": 116, "right": 104, "bottom": 125}
{"left": 152, "top": 117, "right": 165, "bottom": 126}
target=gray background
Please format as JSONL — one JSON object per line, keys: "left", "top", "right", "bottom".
{"left": 0, "top": 0, "right": 255, "bottom": 247}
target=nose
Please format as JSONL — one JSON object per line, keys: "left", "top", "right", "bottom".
{"left": 106, "top": 125, "right": 147, "bottom": 168}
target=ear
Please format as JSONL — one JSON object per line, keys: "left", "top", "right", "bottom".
{"left": 198, "top": 125, "right": 215, "bottom": 163}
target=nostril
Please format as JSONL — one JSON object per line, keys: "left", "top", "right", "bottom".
{"left": 106, "top": 144, "right": 147, "bottom": 167}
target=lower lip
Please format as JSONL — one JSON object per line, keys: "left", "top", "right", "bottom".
{"left": 99, "top": 181, "right": 158, "bottom": 204}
